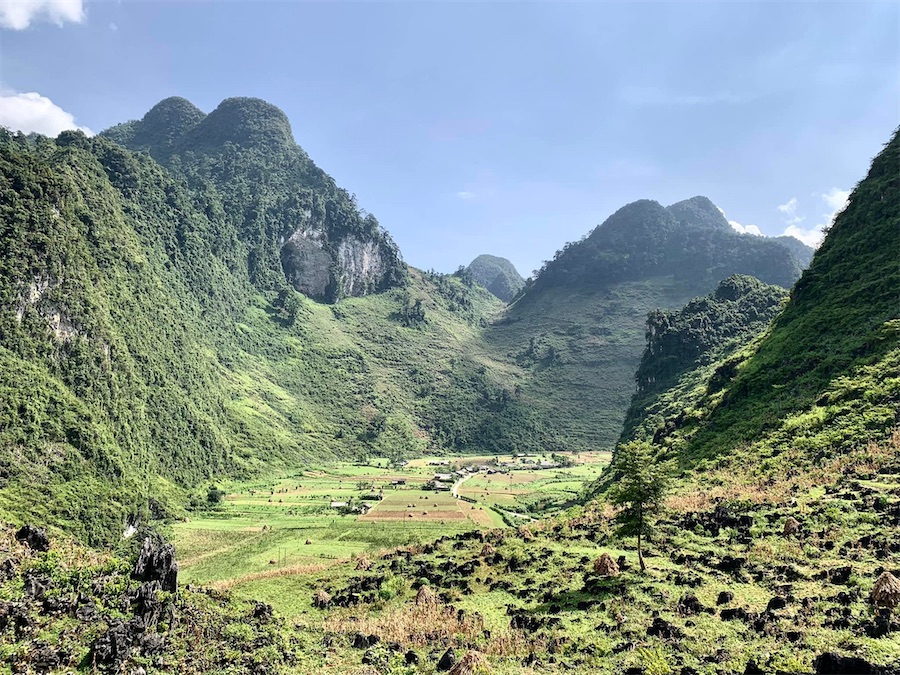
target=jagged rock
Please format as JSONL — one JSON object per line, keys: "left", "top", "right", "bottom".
{"left": 29, "top": 642, "right": 60, "bottom": 670}
{"left": 716, "top": 591, "right": 734, "bottom": 605}
{"left": 131, "top": 538, "right": 178, "bottom": 592}
{"left": 720, "top": 607, "right": 750, "bottom": 622}
{"left": 15, "top": 525, "right": 50, "bottom": 552}
{"left": 76, "top": 598, "right": 99, "bottom": 622}
{"left": 766, "top": 596, "right": 787, "bottom": 612}
{"left": 92, "top": 619, "right": 142, "bottom": 669}
{"left": 252, "top": 601, "right": 273, "bottom": 623}
{"left": 23, "top": 574, "right": 51, "bottom": 599}
{"left": 677, "top": 593, "right": 708, "bottom": 616}
{"left": 437, "top": 647, "right": 456, "bottom": 671}
{"left": 646, "top": 616, "right": 682, "bottom": 638}
{"left": 0, "top": 558, "right": 17, "bottom": 580}
{"left": 130, "top": 581, "right": 163, "bottom": 626}
{"left": 744, "top": 659, "right": 766, "bottom": 675}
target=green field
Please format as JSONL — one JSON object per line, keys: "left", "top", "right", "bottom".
{"left": 172, "top": 451, "right": 610, "bottom": 613}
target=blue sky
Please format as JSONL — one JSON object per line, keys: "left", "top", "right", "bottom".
{"left": 1, "top": 1, "right": 897, "bottom": 276}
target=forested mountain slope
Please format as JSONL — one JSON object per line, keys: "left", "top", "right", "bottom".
{"left": 103, "top": 97, "right": 405, "bottom": 303}
{"left": 621, "top": 274, "right": 788, "bottom": 445}
{"left": 0, "top": 128, "right": 544, "bottom": 545}
{"left": 485, "top": 196, "right": 813, "bottom": 451}
{"left": 648, "top": 129, "right": 900, "bottom": 468}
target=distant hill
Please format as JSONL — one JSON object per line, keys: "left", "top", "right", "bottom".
{"left": 485, "top": 195, "right": 813, "bottom": 452}
{"left": 104, "top": 97, "right": 405, "bottom": 303}
{"left": 466, "top": 254, "right": 525, "bottom": 302}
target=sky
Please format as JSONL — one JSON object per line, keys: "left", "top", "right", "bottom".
{"left": 1, "top": 0, "right": 897, "bottom": 276}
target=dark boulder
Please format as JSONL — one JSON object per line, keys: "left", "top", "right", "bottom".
{"left": 647, "top": 616, "right": 683, "bottom": 639}
{"left": 716, "top": 591, "right": 734, "bottom": 605}
{"left": 15, "top": 525, "right": 50, "bottom": 552}
{"left": 766, "top": 596, "right": 787, "bottom": 612}
{"left": 132, "top": 537, "right": 178, "bottom": 592}
{"left": 813, "top": 653, "right": 883, "bottom": 674}
{"left": 437, "top": 647, "right": 456, "bottom": 671}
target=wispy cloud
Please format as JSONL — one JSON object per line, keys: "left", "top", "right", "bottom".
{"left": 620, "top": 85, "right": 754, "bottom": 107}
{"left": 0, "top": 91, "right": 93, "bottom": 136}
{"left": 729, "top": 220, "right": 762, "bottom": 236}
{"left": 776, "top": 189, "right": 849, "bottom": 248}
{"left": 0, "top": 0, "right": 84, "bottom": 30}
{"left": 456, "top": 191, "right": 476, "bottom": 201}
{"left": 717, "top": 204, "right": 762, "bottom": 236}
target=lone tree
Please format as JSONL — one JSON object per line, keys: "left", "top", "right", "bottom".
{"left": 609, "top": 441, "right": 669, "bottom": 572}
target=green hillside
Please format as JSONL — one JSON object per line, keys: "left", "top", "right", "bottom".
{"left": 651, "top": 129, "right": 900, "bottom": 467}
{"left": 484, "top": 196, "right": 813, "bottom": 451}
{"left": 0, "top": 127, "right": 548, "bottom": 546}
{"left": 465, "top": 254, "right": 525, "bottom": 302}
{"left": 621, "top": 274, "right": 788, "bottom": 445}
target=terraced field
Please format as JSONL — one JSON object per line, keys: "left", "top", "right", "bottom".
{"left": 172, "top": 451, "right": 610, "bottom": 605}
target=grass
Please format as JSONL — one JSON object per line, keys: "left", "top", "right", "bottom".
{"left": 171, "top": 452, "right": 610, "bottom": 617}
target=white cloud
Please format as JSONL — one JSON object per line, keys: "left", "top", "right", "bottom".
{"left": 781, "top": 223, "right": 824, "bottom": 248}
{"left": 0, "top": 0, "right": 85, "bottom": 29}
{"left": 776, "top": 197, "right": 805, "bottom": 225}
{"left": 821, "top": 187, "right": 850, "bottom": 217}
{"left": 729, "top": 220, "right": 762, "bottom": 236}
{"left": 456, "top": 191, "right": 476, "bottom": 200}
{"left": 776, "top": 188, "right": 849, "bottom": 248}
{"left": 0, "top": 92, "right": 93, "bottom": 136}
{"left": 716, "top": 202, "right": 762, "bottom": 237}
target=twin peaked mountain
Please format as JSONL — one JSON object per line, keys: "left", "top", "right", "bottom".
{"left": 1, "top": 95, "right": 820, "bottom": 542}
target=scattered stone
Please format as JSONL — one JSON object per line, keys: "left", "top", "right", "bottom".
{"left": 677, "top": 593, "right": 707, "bottom": 616}
{"left": 646, "top": 617, "right": 682, "bottom": 639}
{"left": 15, "top": 525, "right": 50, "bottom": 552}
{"left": 716, "top": 591, "right": 734, "bottom": 606}
{"left": 813, "top": 653, "right": 882, "bottom": 674}
{"left": 766, "top": 596, "right": 787, "bottom": 612}
{"left": 416, "top": 585, "right": 438, "bottom": 607}
{"left": 449, "top": 650, "right": 491, "bottom": 675}
{"left": 312, "top": 589, "right": 331, "bottom": 608}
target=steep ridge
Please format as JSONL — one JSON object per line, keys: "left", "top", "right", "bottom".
{"left": 485, "top": 196, "right": 812, "bottom": 451}
{"left": 465, "top": 254, "right": 525, "bottom": 302}
{"left": 0, "top": 129, "right": 546, "bottom": 545}
{"left": 621, "top": 274, "right": 788, "bottom": 445}
{"left": 656, "top": 129, "right": 900, "bottom": 466}
{"left": 104, "top": 97, "right": 405, "bottom": 303}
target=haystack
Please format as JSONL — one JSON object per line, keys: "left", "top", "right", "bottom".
{"left": 312, "top": 589, "right": 331, "bottom": 608}
{"left": 593, "top": 552, "right": 619, "bottom": 577}
{"left": 415, "top": 584, "right": 438, "bottom": 607}
{"left": 448, "top": 650, "right": 491, "bottom": 675}
{"left": 783, "top": 517, "right": 801, "bottom": 537}
{"left": 871, "top": 571, "right": 900, "bottom": 609}
{"left": 481, "top": 543, "right": 496, "bottom": 557}
{"left": 355, "top": 556, "right": 373, "bottom": 571}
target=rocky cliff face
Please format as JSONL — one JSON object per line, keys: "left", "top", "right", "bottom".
{"left": 102, "top": 96, "right": 407, "bottom": 303}
{"left": 279, "top": 225, "right": 389, "bottom": 301}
